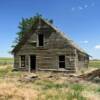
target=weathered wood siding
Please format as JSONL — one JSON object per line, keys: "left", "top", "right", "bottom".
{"left": 77, "top": 52, "right": 89, "bottom": 70}
{"left": 14, "top": 19, "right": 89, "bottom": 72}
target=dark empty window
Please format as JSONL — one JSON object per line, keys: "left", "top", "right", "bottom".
{"left": 20, "top": 55, "right": 25, "bottom": 67}
{"left": 38, "top": 34, "right": 44, "bottom": 46}
{"left": 59, "top": 56, "right": 65, "bottom": 61}
{"left": 59, "top": 55, "right": 65, "bottom": 68}
{"left": 78, "top": 55, "right": 84, "bottom": 61}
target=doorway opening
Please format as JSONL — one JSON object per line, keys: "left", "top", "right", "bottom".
{"left": 59, "top": 55, "right": 65, "bottom": 68}
{"left": 30, "top": 55, "right": 36, "bottom": 71}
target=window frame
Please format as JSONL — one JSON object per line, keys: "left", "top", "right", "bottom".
{"left": 20, "top": 55, "right": 26, "bottom": 68}
{"left": 38, "top": 34, "right": 44, "bottom": 47}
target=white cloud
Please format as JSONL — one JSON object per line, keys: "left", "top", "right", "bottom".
{"left": 84, "top": 5, "right": 88, "bottom": 8}
{"left": 78, "top": 6, "right": 83, "bottom": 10}
{"left": 81, "top": 40, "right": 89, "bottom": 44}
{"left": 95, "top": 45, "right": 100, "bottom": 49}
{"left": 71, "top": 7, "right": 75, "bottom": 11}
{"left": 71, "top": 2, "right": 95, "bottom": 12}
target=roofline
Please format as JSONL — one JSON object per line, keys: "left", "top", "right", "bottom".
{"left": 41, "top": 17, "right": 89, "bottom": 55}
{"left": 12, "top": 17, "right": 89, "bottom": 56}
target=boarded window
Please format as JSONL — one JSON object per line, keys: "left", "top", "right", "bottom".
{"left": 38, "top": 34, "right": 44, "bottom": 46}
{"left": 20, "top": 55, "right": 25, "bottom": 67}
{"left": 59, "top": 55, "right": 65, "bottom": 68}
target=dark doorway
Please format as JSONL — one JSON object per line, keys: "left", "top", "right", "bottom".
{"left": 30, "top": 55, "right": 36, "bottom": 71}
{"left": 38, "top": 34, "right": 44, "bottom": 46}
{"left": 59, "top": 55, "right": 65, "bottom": 68}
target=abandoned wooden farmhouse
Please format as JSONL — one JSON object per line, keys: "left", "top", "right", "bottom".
{"left": 12, "top": 17, "right": 89, "bottom": 72}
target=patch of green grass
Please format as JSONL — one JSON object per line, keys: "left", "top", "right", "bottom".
{"left": 89, "top": 60, "right": 100, "bottom": 68}
{"left": 0, "top": 57, "right": 13, "bottom": 65}
{"left": 0, "top": 65, "right": 24, "bottom": 78}
{"left": 0, "top": 66, "right": 12, "bottom": 77}
{"left": 41, "top": 80, "right": 68, "bottom": 90}
{"left": 70, "top": 83, "right": 85, "bottom": 92}
{"left": 43, "top": 82, "right": 68, "bottom": 90}
{"left": 67, "top": 83, "right": 86, "bottom": 100}
{"left": 95, "top": 87, "right": 100, "bottom": 93}
{"left": 67, "top": 91, "right": 86, "bottom": 100}
{"left": 35, "top": 79, "right": 68, "bottom": 90}
{"left": 37, "top": 81, "right": 87, "bottom": 100}
{"left": 44, "top": 93, "right": 68, "bottom": 100}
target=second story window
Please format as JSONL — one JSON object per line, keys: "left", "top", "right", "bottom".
{"left": 38, "top": 34, "right": 44, "bottom": 46}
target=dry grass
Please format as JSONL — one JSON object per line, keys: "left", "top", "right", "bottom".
{"left": 0, "top": 82, "right": 38, "bottom": 100}
{"left": 0, "top": 65, "right": 99, "bottom": 100}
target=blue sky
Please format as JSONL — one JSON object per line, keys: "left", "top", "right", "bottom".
{"left": 0, "top": 0, "right": 100, "bottom": 59}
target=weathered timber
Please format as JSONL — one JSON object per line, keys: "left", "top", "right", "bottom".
{"left": 12, "top": 17, "right": 89, "bottom": 72}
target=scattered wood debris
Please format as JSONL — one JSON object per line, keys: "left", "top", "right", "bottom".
{"left": 78, "top": 69, "right": 100, "bottom": 81}
{"left": 19, "top": 73, "right": 38, "bottom": 82}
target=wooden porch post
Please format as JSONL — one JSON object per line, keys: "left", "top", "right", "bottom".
{"left": 28, "top": 55, "right": 31, "bottom": 73}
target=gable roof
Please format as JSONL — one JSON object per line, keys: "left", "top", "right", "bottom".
{"left": 12, "top": 17, "right": 89, "bottom": 56}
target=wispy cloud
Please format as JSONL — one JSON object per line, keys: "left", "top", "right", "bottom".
{"left": 71, "top": 5, "right": 88, "bottom": 11}
{"left": 71, "top": 1, "right": 95, "bottom": 11}
{"left": 78, "top": 6, "right": 83, "bottom": 10}
{"left": 71, "top": 7, "right": 75, "bottom": 11}
{"left": 95, "top": 45, "right": 100, "bottom": 49}
{"left": 84, "top": 5, "right": 88, "bottom": 8}
{"left": 81, "top": 40, "right": 89, "bottom": 44}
